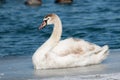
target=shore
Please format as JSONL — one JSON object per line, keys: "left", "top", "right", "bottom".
{"left": 0, "top": 49, "right": 120, "bottom": 80}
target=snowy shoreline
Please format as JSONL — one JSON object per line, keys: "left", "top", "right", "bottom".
{"left": 0, "top": 49, "right": 120, "bottom": 80}
{"left": 42, "top": 73, "right": 120, "bottom": 80}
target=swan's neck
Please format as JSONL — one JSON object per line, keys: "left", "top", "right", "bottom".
{"left": 43, "top": 16, "right": 62, "bottom": 53}
{"left": 33, "top": 16, "right": 62, "bottom": 62}
{"left": 49, "top": 17, "right": 62, "bottom": 44}
{"left": 41, "top": 17, "right": 62, "bottom": 53}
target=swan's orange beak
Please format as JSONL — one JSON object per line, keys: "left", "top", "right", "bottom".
{"left": 39, "top": 20, "right": 47, "bottom": 30}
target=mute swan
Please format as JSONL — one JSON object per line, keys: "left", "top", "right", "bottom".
{"left": 32, "top": 13, "right": 109, "bottom": 69}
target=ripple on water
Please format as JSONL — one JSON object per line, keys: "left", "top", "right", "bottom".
{"left": 0, "top": 0, "right": 120, "bottom": 57}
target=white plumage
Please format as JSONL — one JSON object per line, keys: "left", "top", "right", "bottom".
{"left": 32, "top": 14, "right": 109, "bottom": 69}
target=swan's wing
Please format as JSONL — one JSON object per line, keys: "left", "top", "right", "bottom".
{"left": 52, "top": 38, "right": 101, "bottom": 57}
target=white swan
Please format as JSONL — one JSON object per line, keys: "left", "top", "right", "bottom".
{"left": 32, "top": 13, "right": 109, "bottom": 69}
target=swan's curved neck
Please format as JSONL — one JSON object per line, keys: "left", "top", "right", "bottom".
{"left": 49, "top": 16, "right": 62, "bottom": 44}
{"left": 43, "top": 16, "right": 62, "bottom": 52}
{"left": 33, "top": 16, "right": 62, "bottom": 59}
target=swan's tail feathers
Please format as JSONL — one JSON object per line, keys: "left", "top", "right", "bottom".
{"left": 101, "top": 45, "right": 109, "bottom": 56}
{"left": 97, "top": 45, "right": 109, "bottom": 62}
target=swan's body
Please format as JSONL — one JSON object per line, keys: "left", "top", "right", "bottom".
{"left": 32, "top": 14, "right": 109, "bottom": 69}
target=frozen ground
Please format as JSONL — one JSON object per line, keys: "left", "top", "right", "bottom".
{"left": 0, "top": 49, "right": 120, "bottom": 80}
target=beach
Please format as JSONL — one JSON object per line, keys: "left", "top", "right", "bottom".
{"left": 0, "top": 49, "right": 120, "bottom": 80}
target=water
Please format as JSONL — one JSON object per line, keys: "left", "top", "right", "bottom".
{"left": 0, "top": 0, "right": 120, "bottom": 57}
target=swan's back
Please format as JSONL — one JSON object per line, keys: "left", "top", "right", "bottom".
{"left": 52, "top": 38, "right": 101, "bottom": 56}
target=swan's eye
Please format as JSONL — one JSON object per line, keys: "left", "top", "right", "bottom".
{"left": 43, "top": 17, "right": 50, "bottom": 25}
{"left": 44, "top": 17, "right": 50, "bottom": 20}
{"left": 46, "top": 17, "right": 50, "bottom": 21}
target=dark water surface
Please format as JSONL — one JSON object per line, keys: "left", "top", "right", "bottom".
{"left": 0, "top": 0, "right": 120, "bottom": 57}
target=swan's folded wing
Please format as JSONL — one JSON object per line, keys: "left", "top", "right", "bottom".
{"left": 52, "top": 38, "right": 101, "bottom": 57}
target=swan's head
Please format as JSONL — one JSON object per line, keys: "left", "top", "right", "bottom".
{"left": 39, "top": 14, "right": 58, "bottom": 29}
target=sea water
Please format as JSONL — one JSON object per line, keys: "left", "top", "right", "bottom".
{"left": 0, "top": 0, "right": 120, "bottom": 57}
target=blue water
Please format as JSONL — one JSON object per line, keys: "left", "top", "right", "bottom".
{"left": 0, "top": 0, "right": 120, "bottom": 57}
